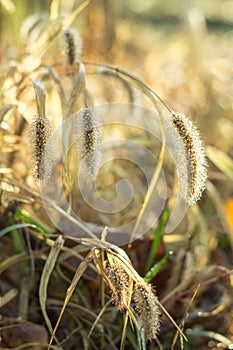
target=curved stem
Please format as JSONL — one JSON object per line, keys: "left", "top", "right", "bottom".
{"left": 82, "top": 61, "right": 168, "bottom": 244}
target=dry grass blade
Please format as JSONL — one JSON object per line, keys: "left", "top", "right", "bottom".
{"left": 82, "top": 62, "right": 167, "bottom": 243}
{"left": 49, "top": 0, "right": 59, "bottom": 20}
{"left": 0, "top": 104, "right": 16, "bottom": 123}
{"left": 0, "top": 288, "right": 18, "bottom": 308}
{"left": 188, "top": 205, "right": 211, "bottom": 267}
{"left": 171, "top": 284, "right": 200, "bottom": 350}
{"left": 63, "top": 0, "right": 92, "bottom": 28}
{"left": 64, "top": 62, "right": 86, "bottom": 120}
{"left": 42, "top": 195, "right": 97, "bottom": 240}
{"left": 0, "top": 0, "right": 15, "bottom": 13}
{"left": 206, "top": 145, "right": 233, "bottom": 179}
{"left": 62, "top": 62, "right": 86, "bottom": 180}
{"left": 28, "top": 16, "right": 62, "bottom": 63}
{"left": 31, "top": 79, "right": 46, "bottom": 116}
{"left": 39, "top": 235, "right": 64, "bottom": 346}
{"left": 84, "top": 62, "right": 163, "bottom": 112}
{"left": 0, "top": 252, "right": 29, "bottom": 273}
{"left": 157, "top": 301, "right": 188, "bottom": 343}
{"left": 48, "top": 250, "right": 93, "bottom": 349}
{"left": 87, "top": 299, "right": 112, "bottom": 338}
{"left": 130, "top": 139, "right": 166, "bottom": 244}
{"left": 97, "top": 67, "right": 140, "bottom": 106}
{"left": 43, "top": 64, "right": 66, "bottom": 106}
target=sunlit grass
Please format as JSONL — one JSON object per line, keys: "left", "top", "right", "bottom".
{"left": 0, "top": 1, "right": 233, "bottom": 350}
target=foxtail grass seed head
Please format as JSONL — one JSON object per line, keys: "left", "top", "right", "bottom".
{"left": 105, "top": 262, "right": 130, "bottom": 311}
{"left": 76, "top": 107, "right": 103, "bottom": 176}
{"left": 28, "top": 115, "right": 54, "bottom": 181}
{"left": 133, "top": 281, "right": 160, "bottom": 341}
{"left": 63, "top": 28, "right": 83, "bottom": 65}
{"left": 170, "top": 112, "right": 207, "bottom": 205}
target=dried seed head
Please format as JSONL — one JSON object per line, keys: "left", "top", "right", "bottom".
{"left": 63, "top": 28, "right": 83, "bottom": 65}
{"left": 28, "top": 115, "right": 54, "bottom": 181}
{"left": 133, "top": 281, "right": 160, "bottom": 341}
{"left": 105, "top": 261, "right": 130, "bottom": 311}
{"left": 76, "top": 107, "right": 103, "bottom": 176}
{"left": 170, "top": 112, "right": 207, "bottom": 205}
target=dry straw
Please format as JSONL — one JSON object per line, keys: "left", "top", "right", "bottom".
{"left": 170, "top": 111, "right": 207, "bottom": 205}
{"left": 76, "top": 107, "right": 103, "bottom": 176}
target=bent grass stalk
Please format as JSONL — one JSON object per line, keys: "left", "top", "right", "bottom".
{"left": 171, "top": 284, "right": 200, "bottom": 350}
{"left": 48, "top": 250, "right": 93, "bottom": 349}
{"left": 81, "top": 61, "right": 167, "bottom": 243}
{"left": 39, "top": 235, "right": 64, "bottom": 346}
{"left": 80, "top": 62, "right": 206, "bottom": 235}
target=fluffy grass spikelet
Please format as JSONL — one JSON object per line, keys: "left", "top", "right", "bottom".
{"left": 76, "top": 107, "right": 103, "bottom": 176}
{"left": 63, "top": 28, "right": 83, "bottom": 65}
{"left": 133, "top": 280, "right": 160, "bottom": 341}
{"left": 29, "top": 115, "right": 54, "bottom": 181}
{"left": 105, "top": 261, "right": 130, "bottom": 311}
{"left": 170, "top": 112, "right": 207, "bottom": 205}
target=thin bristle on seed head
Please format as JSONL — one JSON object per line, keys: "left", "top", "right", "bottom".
{"left": 76, "top": 107, "right": 103, "bottom": 177}
{"left": 63, "top": 28, "right": 83, "bottom": 65}
{"left": 28, "top": 115, "right": 54, "bottom": 181}
{"left": 133, "top": 280, "right": 160, "bottom": 341}
{"left": 170, "top": 112, "right": 207, "bottom": 205}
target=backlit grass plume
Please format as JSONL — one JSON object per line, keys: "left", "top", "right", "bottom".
{"left": 170, "top": 111, "right": 207, "bottom": 205}
{"left": 76, "top": 107, "right": 103, "bottom": 176}
{"left": 28, "top": 80, "right": 54, "bottom": 181}
{"left": 63, "top": 28, "right": 83, "bottom": 65}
